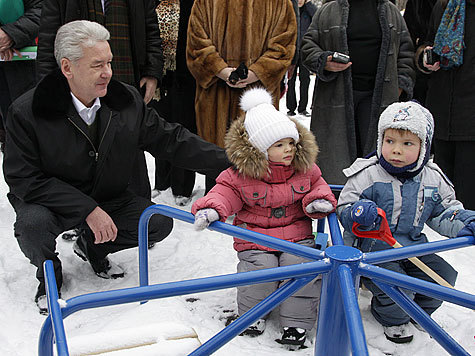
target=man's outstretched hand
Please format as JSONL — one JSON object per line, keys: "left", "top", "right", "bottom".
{"left": 86, "top": 206, "right": 118, "bottom": 244}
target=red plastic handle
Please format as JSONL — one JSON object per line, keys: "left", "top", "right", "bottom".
{"left": 351, "top": 208, "right": 397, "bottom": 247}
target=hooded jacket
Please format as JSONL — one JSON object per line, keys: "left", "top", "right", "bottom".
{"left": 192, "top": 118, "right": 337, "bottom": 252}
{"left": 300, "top": 0, "right": 415, "bottom": 184}
{"left": 3, "top": 69, "right": 228, "bottom": 229}
{"left": 337, "top": 156, "right": 475, "bottom": 252}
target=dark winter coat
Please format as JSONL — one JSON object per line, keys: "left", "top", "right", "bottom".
{"left": 36, "top": 0, "right": 163, "bottom": 85}
{"left": 422, "top": 0, "right": 475, "bottom": 141}
{"left": 0, "top": 0, "right": 42, "bottom": 104}
{"left": 3, "top": 70, "right": 229, "bottom": 229}
{"left": 192, "top": 117, "right": 337, "bottom": 252}
{"left": 300, "top": 0, "right": 415, "bottom": 185}
{"left": 298, "top": 2, "right": 317, "bottom": 49}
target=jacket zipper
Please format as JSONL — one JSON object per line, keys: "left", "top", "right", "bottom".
{"left": 67, "top": 111, "right": 112, "bottom": 162}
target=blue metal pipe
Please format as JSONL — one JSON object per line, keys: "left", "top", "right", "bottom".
{"left": 329, "top": 184, "right": 344, "bottom": 192}
{"left": 42, "top": 261, "right": 69, "bottom": 356}
{"left": 315, "top": 245, "right": 363, "bottom": 356}
{"left": 375, "top": 281, "right": 471, "bottom": 356}
{"left": 39, "top": 261, "right": 330, "bottom": 355}
{"left": 139, "top": 205, "right": 326, "bottom": 288}
{"left": 363, "top": 236, "right": 475, "bottom": 264}
{"left": 327, "top": 213, "right": 345, "bottom": 246}
{"left": 338, "top": 265, "right": 369, "bottom": 356}
{"left": 359, "top": 263, "right": 475, "bottom": 310}
{"left": 190, "top": 276, "right": 315, "bottom": 356}
{"left": 316, "top": 218, "right": 325, "bottom": 234}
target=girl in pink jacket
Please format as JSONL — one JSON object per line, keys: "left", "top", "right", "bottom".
{"left": 192, "top": 87, "right": 336, "bottom": 347}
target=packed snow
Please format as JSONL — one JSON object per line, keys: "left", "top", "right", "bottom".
{"left": 0, "top": 78, "right": 473, "bottom": 356}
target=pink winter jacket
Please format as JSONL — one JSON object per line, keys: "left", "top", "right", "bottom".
{"left": 192, "top": 162, "right": 337, "bottom": 252}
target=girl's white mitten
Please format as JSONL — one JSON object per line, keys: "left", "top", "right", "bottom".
{"left": 194, "top": 208, "right": 219, "bottom": 230}
{"left": 305, "top": 199, "right": 334, "bottom": 214}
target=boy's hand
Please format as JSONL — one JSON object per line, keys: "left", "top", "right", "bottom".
{"left": 456, "top": 221, "right": 475, "bottom": 238}
{"left": 194, "top": 208, "right": 219, "bottom": 231}
{"left": 306, "top": 199, "right": 334, "bottom": 214}
{"left": 351, "top": 201, "right": 378, "bottom": 226}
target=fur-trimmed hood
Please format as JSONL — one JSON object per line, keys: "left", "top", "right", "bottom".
{"left": 224, "top": 117, "right": 319, "bottom": 179}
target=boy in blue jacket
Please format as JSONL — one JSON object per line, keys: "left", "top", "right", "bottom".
{"left": 337, "top": 101, "right": 475, "bottom": 343}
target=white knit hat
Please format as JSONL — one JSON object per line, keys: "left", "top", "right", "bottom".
{"left": 241, "top": 88, "right": 299, "bottom": 158}
{"left": 377, "top": 101, "right": 434, "bottom": 171}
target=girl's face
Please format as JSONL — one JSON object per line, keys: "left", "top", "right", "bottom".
{"left": 267, "top": 138, "right": 296, "bottom": 166}
{"left": 381, "top": 128, "right": 421, "bottom": 167}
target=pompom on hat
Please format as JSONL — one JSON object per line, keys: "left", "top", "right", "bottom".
{"left": 377, "top": 101, "right": 434, "bottom": 172}
{"left": 241, "top": 87, "right": 299, "bottom": 158}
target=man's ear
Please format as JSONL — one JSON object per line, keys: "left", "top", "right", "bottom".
{"left": 61, "top": 58, "right": 73, "bottom": 79}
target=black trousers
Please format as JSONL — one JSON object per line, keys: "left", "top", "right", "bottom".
{"left": 353, "top": 89, "right": 374, "bottom": 157}
{"left": 433, "top": 139, "right": 475, "bottom": 209}
{"left": 8, "top": 192, "right": 173, "bottom": 295}
{"left": 150, "top": 74, "right": 196, "bottom": 197}
{"left": 286, "top": 57, "right": 311, "bottom": 113}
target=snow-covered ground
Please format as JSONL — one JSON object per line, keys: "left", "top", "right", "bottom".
{"left": 0, "top": 77, "right": 473, "bottom": 356}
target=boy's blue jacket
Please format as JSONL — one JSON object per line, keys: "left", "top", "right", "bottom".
{"left": 337, "top": 157, "right": 475, "bottom": 252}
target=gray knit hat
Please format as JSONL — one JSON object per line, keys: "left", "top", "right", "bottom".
{"left": 377, "top": 101, "right": 434, "bottom": 171}
{"left": 241, "top": 88, "right": 299, "bottom": 158}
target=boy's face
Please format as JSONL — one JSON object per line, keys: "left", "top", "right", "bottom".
{"left": 381, "top": 128, "right": 421, "bottom": 167}
{"left": 267, "top": 138, "right": 296, "bottom": 166}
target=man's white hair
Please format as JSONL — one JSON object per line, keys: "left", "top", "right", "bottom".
{"left": 54, "top": 20, "right": 110, "bottom": 65}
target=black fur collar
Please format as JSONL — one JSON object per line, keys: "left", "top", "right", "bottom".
{"left": 32, "top": 69, "right": 133, "bottom": 118}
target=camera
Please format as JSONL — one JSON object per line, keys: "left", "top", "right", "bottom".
{"left": 228, "top": 62, "right": 248, "bottom": 84}
{"left": 424, "top": 48, "right": 440, "bottom": 65}
{"left": 332, "top": 52, "right": 350, "bottom": 64}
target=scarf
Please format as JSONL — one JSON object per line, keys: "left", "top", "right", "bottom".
{"left": 433, "top": 0, "right": 465, "bottom": 69}
{"left": 155, "top": 0, "right": 180, "bottom": 74}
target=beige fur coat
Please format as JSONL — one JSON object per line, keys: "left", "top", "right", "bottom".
{"left": 186, "top": 0, "right": 297, "bottom": 147}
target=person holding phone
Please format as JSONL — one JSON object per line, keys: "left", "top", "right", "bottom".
{"left": 418, "top": 0, "right": 475, "bottom": 210}
{"left": 300, "top": 0, "right": 415, "bottom": 187}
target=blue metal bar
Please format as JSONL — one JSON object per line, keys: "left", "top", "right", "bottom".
{"left": 337, "top": 265, "right": 369, "bottom": 356}
{"left": 190, "top": 276, "right": 315, "bottom": 356}
{"left": 315, "top": 245, "right": 363, "bottom": 356}
{"left": 329, "top": 184, "right": 344, "bottom": 192}
{"left": 375, "top": 281, "right": 471, "bottom": 356}
{"left": 139, "top": 205, "right": 326, "bottom": 288}
{"left": 43, "top": 261, "right": 69, "bottom": 356}
{"left": 327, "top": 212, "right": 345, "bottom": 246}
{"left": 316, "top": 218, "right": 325, "bottom": 234}
{"left": 39, "top": 260, "right": 331, "bottom": 356}
{"left": 359, "top": 263, "right": 475, "bottom": 310}
{"left": 363, "top": 236, "right": 475, "bottom": 264}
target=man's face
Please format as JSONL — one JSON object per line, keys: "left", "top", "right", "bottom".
{"left": 298, "top": 0, "right": 306, "bottom": 7}
{"left": 61, "top": 41, "right": 113, "bottom": 107}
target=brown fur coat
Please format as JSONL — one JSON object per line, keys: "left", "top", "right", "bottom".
{"left": 186, "top": 0, "right": 297, "bottom": 147}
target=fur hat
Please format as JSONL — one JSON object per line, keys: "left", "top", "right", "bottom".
{"left": 241, "top": 88, "right": 299, "bottom": 158}
{"left": 377, "top": 101, "right": 434, "bottom": 171}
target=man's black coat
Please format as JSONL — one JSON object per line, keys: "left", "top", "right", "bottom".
{"left": 3, "top": 70, "right": 229, "bottom": 229}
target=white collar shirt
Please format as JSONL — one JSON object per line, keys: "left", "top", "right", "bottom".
{"left": 70, "top": 93, "right": 102, "bottom": 126}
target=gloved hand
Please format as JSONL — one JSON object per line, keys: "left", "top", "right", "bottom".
{"left": 456, "top": 221, "right": 475, "bottom": 238}
{"left": 194, "top": 208, "right": 219, "bottom": 231}
{"left": 306, "top": 199, "right": 334, "bottom": 214}
{"left": 350, "top": 200, "right": 378, "bottom": 226}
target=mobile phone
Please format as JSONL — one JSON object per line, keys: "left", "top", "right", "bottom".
{"left": 332, "top": 52, "right": 350, "bottom": 64}
{"left": 424, "top": 48, "right": 440, "bottom": 65}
